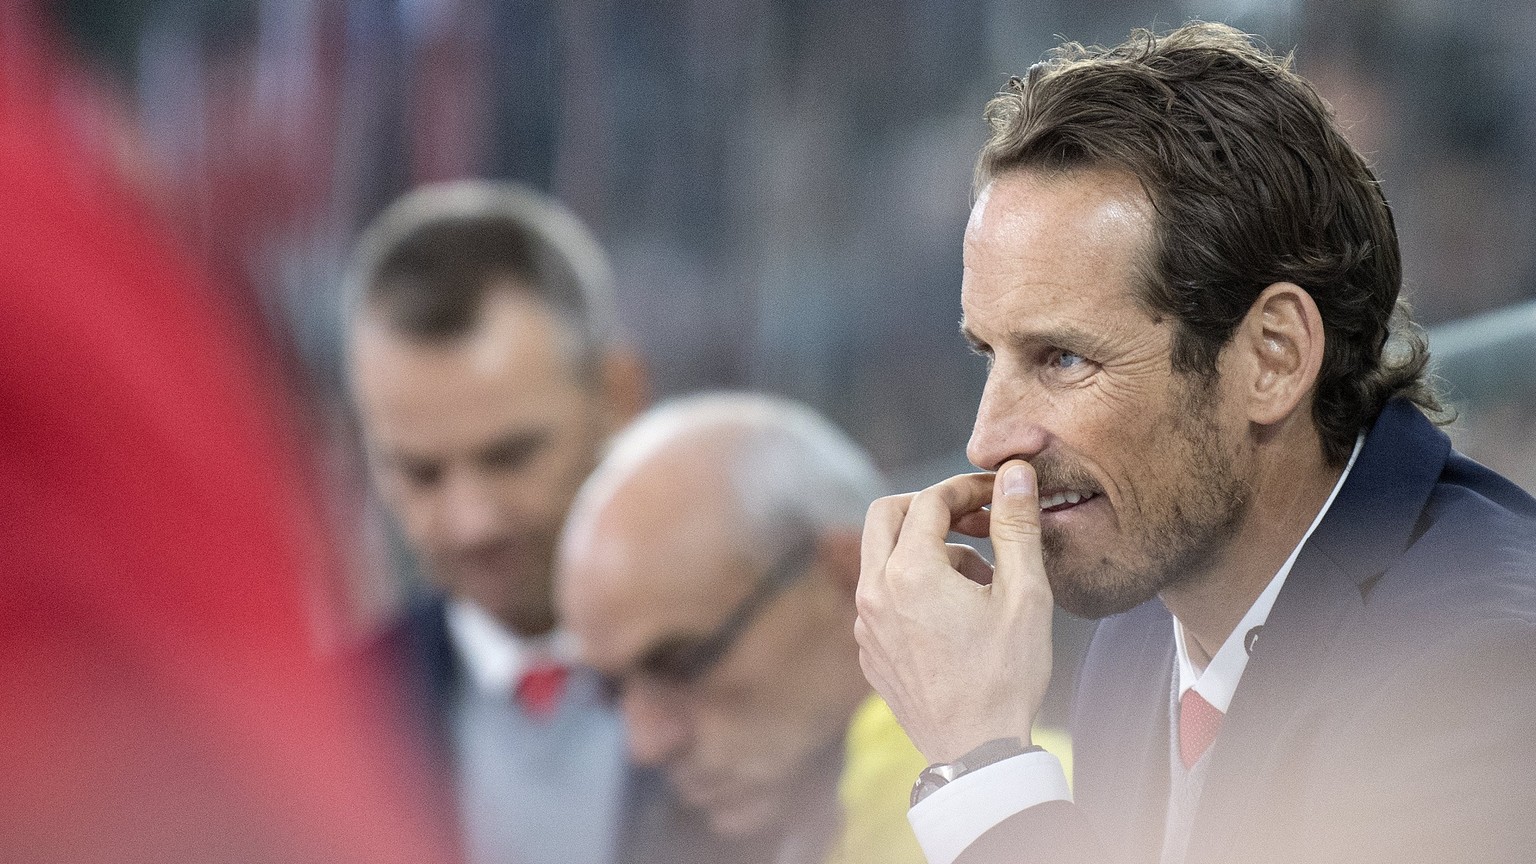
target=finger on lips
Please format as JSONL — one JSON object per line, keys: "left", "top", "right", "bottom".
{"left": 985, "top": 461, "right": 1052, "bottom": 600}
{"left": 993, "top": 460, "right": 1039, "bottom": 505}
{"left": 929, "top": 473, "right": 997, "bottom": 518}
{"left": 988, "top": 462, "right": 1045, "bottom": 542}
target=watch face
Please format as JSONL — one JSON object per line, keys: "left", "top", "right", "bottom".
{"left": 910, "top": 764, "right": 958, "bottom": 807}
{"left": 910, "top": 775, "right": 944, "bottom": 808}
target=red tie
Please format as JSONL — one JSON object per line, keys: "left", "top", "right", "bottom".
{"left": 515, "top": 661, "right": 568, "bottom": 721}
{"left": 1179, "top": 689, "right": 1224, "bottom": 768}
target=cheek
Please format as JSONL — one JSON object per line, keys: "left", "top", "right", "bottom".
{"left": 488, "top": 454, "right": 591, "bottom": 528}
{"left": 381, "top": 482, "right": 440, "bottom": 540}
{"left": 1067, "top": 392, "right": 1189, "bottom": 515}
{"left": 685, "top": 703, "right": 761, "bottom": 778}
{"left": 485, "top": 470, "right": 555, "bottom": 524}
{"left": 533, "top": 428, "right": 604, "bottom": 506}
{"left": 1124, "top": 402, "right": 1235, "bottom": 518}
{"left": 694, "top": 677, "right": 797, "bottom": 766}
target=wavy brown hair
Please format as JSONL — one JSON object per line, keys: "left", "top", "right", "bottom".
{"left": 977, "top": 22, "right": 1443, "bottom": 464}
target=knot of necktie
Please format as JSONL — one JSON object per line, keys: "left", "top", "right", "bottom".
{"left": 516, "top": 661, "right": 569, "bottom": 721}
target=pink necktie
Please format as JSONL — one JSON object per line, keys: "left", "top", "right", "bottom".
{"left": 515, "top": 662, "right": 568, "bottom": 721}
{"left": 1179, "top": 689, "right": 1224, "bottom": 768}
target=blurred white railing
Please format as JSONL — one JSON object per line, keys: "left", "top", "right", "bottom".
{"left": 1430, "top": 299, "right": 1536, "bottom": 493}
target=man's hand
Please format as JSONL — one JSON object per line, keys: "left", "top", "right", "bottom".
{"left": 854, "top": 460, "right": 1055, "bottom": 764}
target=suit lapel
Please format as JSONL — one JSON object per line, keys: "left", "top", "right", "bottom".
{"left": 1075, "top": 599, "right": 1176, "bottom": 863}
{"left": 1183, "top": 543, "right": 1358, "bottom": 864}
{"left": 1184, "top": 401, "right": 1451, "bottom": 863}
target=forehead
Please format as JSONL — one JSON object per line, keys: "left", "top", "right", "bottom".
{"left": 350, "top": 291, "right": 589, "bottom": 452}
{"left": 561, "top": 470, "right": 753, "bottom": 667}
{"left": 962, "top": 169, "right": 1157, "bottom": 339}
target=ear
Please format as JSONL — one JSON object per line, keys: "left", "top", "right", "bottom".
{"left": 596, "top": 343, "right": 650, "bottom": 435}
{"left": 814, "top": 526, "right": 864, "bottom": 597}
{"left": 1233, "top": 282, "right": 1325, "bottom": 427}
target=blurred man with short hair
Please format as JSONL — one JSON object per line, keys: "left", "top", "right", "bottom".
{"left": 347, "top": 180, "right": 645, "bottom": 864}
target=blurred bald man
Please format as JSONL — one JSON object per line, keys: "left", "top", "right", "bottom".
{"left": 556, "top": 392, "right": 927, "bottom": 864}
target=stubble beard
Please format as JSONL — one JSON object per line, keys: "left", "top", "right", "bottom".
{"left": 1043, "top": 384, "right": 1251, "bottom": 620}
{"left": 444, "top": 427, "right": 602, "bottom": 635}
{"left": 434, "top": 529, "right": 561, "bottom": 635}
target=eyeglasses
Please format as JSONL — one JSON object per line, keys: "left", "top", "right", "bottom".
{"left": 597, "top": 536, "right": 818, "bottom": 706}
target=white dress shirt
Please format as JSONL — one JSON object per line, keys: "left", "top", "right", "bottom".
{"left": 444, "top": 597, "right": 580, "bottom": 694}
{"left": 909, "top": 435, "right": 1364, "bottom": 864}
{"left": 442, "top": 599, "right": 625, "bottom": 864}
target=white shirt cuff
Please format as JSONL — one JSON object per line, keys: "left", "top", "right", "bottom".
{"left": 907, "top": 749, "right": 1071, "bottom": 864}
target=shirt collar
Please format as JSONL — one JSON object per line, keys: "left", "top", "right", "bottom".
{"left": 444, "top": 598, "right": 579, "bottom": 693}
{"left": 1174, "top": 432, "right": 1365, "bottom": 712}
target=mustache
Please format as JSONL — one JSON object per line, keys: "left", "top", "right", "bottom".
{"left": 1026, "top": 456, "right": 1100, "bottom": 495}
{"left": 444, "top": 534, "right": 557, "bottom": 563}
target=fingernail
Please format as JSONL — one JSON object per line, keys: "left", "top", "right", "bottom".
{"left": 1002, "top": 464, "right": 1034, "bottom": 497}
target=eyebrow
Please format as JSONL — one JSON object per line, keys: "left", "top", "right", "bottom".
{"left": 475, "top": 429, "right": 550, "bottom": 464}
{"left": 959, "top": 321, "right": 988, "bottom": 353}
{"left": 959, "top": 319, "right": 1119, "bottom": 358}
{"left": 382, "top": 428, "right": 550, "bottom": 469}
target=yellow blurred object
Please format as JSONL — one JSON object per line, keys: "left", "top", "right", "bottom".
{"left": 1031, "top": 725, "right": 1074, "bottom": 792}
{"left": 825, "top": 695, "right": 1075, "bottom": 864}
{"left": 825, "top": 695, "right": 928, "bottom": 864}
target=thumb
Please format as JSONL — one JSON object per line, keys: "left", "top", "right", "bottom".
{"left": 989, "top": 460, "right": 1048, "bottom": 601}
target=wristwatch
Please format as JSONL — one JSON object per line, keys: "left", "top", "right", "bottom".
{"left": 910, "top": 737, "right": 1044, "bottom": 807}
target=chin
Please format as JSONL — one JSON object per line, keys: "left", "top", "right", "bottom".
{"left": 1051, "top": 576, "right": 1161, "bottom": 620}
{"left": 438, "top": 569, "right": 556, "bottom": 628}
{"left": 1043, "top": 542, "right": 1165, "bottom": 621}
{"left": 1044, "top": 510, "right": 1222, "bottom": 618}
{"left": 702, "top": 796, "right": 781, "bottom": 839}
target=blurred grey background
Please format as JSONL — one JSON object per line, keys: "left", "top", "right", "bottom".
{"left": 49, "top": 0, "right": 1536, "bottom": 656}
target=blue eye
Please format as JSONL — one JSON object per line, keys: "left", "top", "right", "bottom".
{"left": 1054, "top": 351, "right": 1086, "bottom": 369}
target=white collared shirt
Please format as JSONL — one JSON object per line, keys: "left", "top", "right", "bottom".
{"left": 1175, "top": 435, "right": 1363, "bottom": 705}
{"left": 444, "top": 598, "right": 580, "bottom": 695}
{"left": 443, "top": 600, "right": 626, "bottom": 864}
{"left": 908, "top": 435, "right": 1365, "bottom": 864}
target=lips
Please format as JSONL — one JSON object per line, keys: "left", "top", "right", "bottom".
{"left": 1039, "top": 489, "right": 1099, "bottom": 513}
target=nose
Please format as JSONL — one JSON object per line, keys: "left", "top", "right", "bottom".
{"left": 436, "top": 471, "right": 504, "bottom": 548}
{"left": 621, "top": 686, "right": 692, "bottom": 768}
{"left": 966, "top": 369, "right": 1049, "bottom": 471}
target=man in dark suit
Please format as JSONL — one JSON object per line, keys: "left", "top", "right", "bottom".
{"left": 853, "top": 22, "right": 1536, "bottom": 864}
{"left": 347, "top": 180, "right": 647, "bottom": 864}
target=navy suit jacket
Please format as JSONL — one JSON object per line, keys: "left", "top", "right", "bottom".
{"left": 362, "top": 595, "right": 462, "bottom": 787}
{"left": 959, "top": 400, "right": 1536, "bottom": 864}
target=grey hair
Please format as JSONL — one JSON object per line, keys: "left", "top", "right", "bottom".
{"left": 572, "top": 391, "right": 885, "bottom": 565}
{"left": 343, "top": 179, "right": 618, "bottom": 360}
